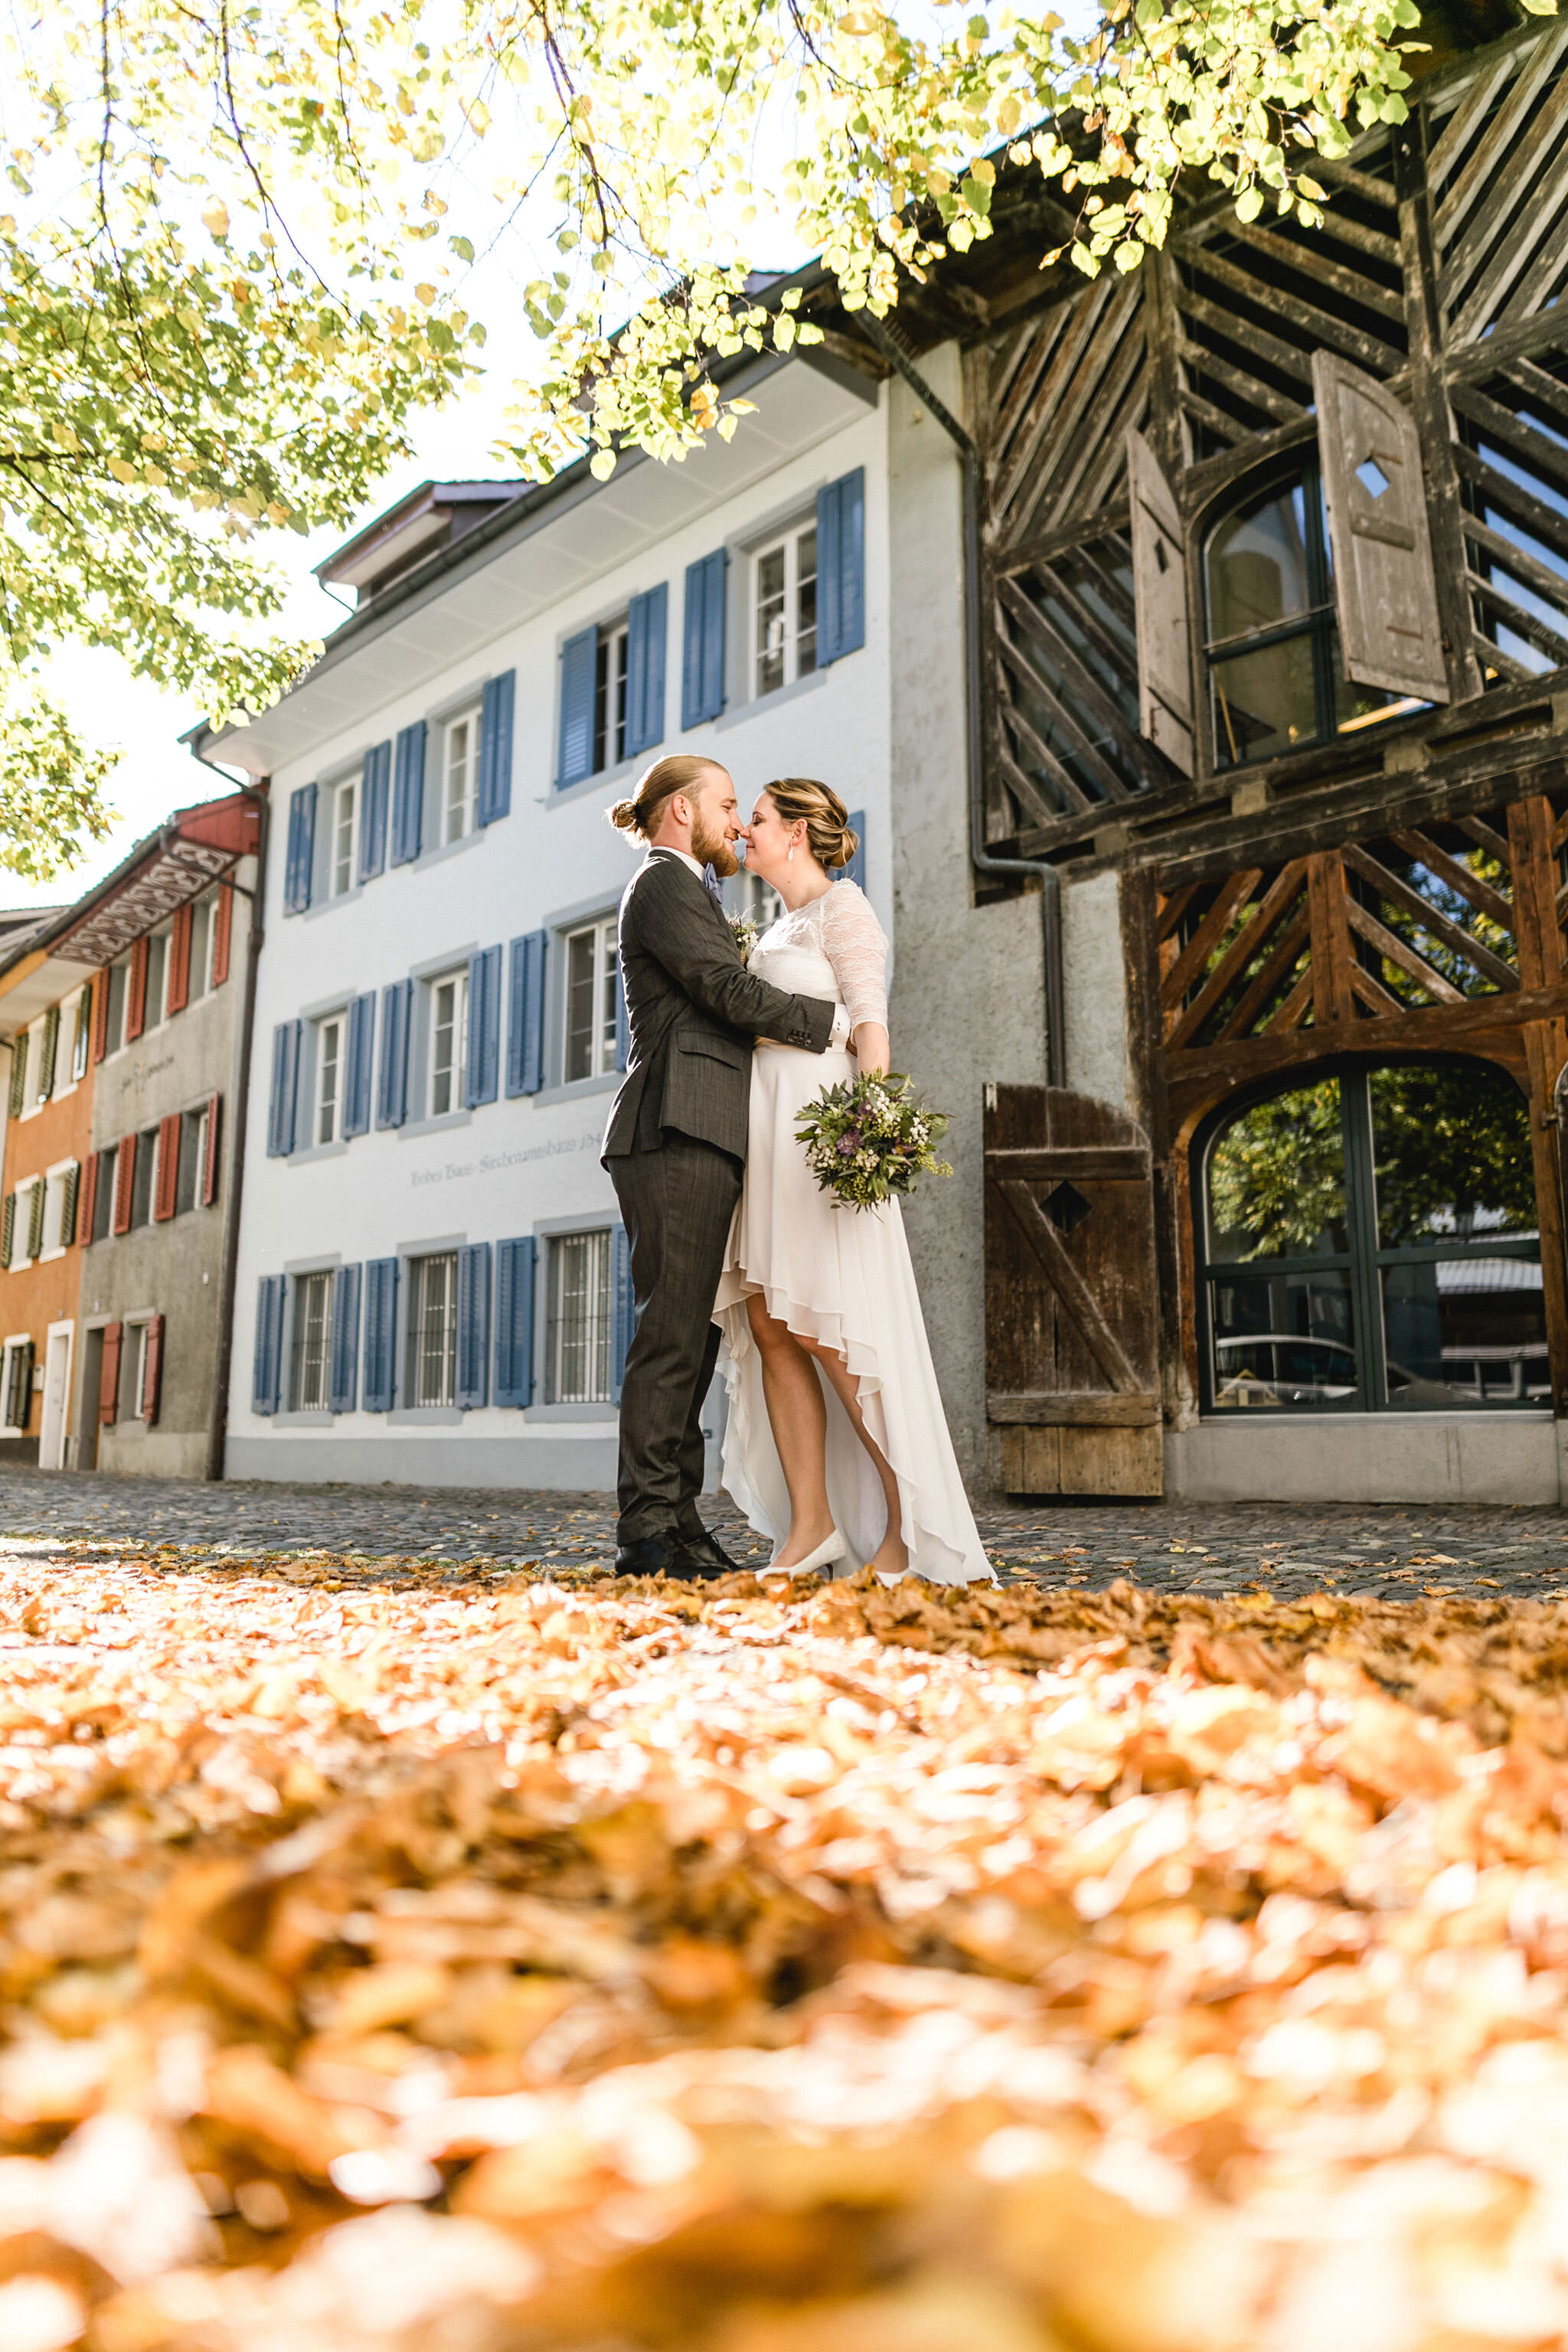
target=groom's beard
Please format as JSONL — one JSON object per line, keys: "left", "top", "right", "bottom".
{"left": 692, "top": 811, "right": 740, "bottom": 877}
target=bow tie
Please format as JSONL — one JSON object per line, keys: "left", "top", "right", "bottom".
{"left": 703, "top": 863, "right": 724, "bottom": 902}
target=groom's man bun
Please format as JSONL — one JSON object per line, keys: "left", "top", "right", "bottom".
{"left": 608, "top": 755, "right": 724, "bottom": 839}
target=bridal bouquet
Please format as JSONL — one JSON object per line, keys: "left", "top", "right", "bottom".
{"left": 796, "top": 1071, "right": 952, "bottom": 1210}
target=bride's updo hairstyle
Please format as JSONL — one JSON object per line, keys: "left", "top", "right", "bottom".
{"left": 763, "top": 778, "right": 859, "bottom": 874}
{"left": 608, "top": 754, "right": 723, "bottom": 840}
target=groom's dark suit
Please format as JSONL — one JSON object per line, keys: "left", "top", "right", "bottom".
{"left": 603, "top": 848, "right": 835, "bottom": 1554}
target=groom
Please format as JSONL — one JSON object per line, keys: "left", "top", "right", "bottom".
{"left": 603, "top": 754, "right": 839, "bottom": 1580}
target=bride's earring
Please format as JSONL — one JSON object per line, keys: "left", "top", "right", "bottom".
{"left": 787, "top": 841, "right": 795, "bottom": 864}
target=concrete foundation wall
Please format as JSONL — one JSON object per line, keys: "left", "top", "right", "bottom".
{"left": 227, "top": 1431, "right": 623, "bottom": 1490}
{"left": 885, "top": 351, "right": 1047, "bottom": 1498}
{"left": 1167, "top": 1413, "right": 1563, "bottom": 1505}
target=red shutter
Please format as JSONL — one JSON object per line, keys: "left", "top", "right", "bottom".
{"left": 201, "top": 1092, "right": 221, "bottom": 1207}
{"left": 98, "top": 1323, "right": 122, "bottom": 1426}
{"left": 126, "top": 939, "right": 149, "bottom": 1041}
{"left": 91, "top": 973, "right": 109, "bottom": 1064}
{"left": 141, "top": 1314, "right": 164, "bottom": 1424}
{"left": 111, "top": 1135, "right": 136, "bottom": 1236}
{"left": 167, "top": 906, "right": 192, "bottom": 1015}
{"left": 77, "top": 1150, "right": 98, "bottom": 1246}
{"left": 211, "top": 882, "right": 234, "bottom": 987}
{"left": 154, "top": 1113, "right": 181, "bottom": 1221}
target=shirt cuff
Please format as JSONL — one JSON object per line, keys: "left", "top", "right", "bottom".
{"left": 828, "top": 1007, "right": 851, "bottom": 1048}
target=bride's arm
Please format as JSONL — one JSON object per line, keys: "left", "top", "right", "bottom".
{"left": 819, "top": 886, "right": 890, "bottom": 1072}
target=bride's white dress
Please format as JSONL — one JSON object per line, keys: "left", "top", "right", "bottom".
{"left": 713, "top": 883, "right": 994, "bottom": 1584}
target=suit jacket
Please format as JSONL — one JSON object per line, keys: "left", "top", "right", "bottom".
{"left": 603, "top": 851, "right": 835, "bottom": 1163}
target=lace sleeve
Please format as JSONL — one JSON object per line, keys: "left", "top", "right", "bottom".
{"left": 818, "top": 882, "right": 889, "bottom": 1033}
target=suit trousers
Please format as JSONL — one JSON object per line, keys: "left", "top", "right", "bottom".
{"left": 609, "top": 1134, "right": 743, "bottom": 1545}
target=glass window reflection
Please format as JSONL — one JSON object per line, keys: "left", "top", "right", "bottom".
{"left": 1207, "top": 1078, "right": 1348, "bottom": 1261}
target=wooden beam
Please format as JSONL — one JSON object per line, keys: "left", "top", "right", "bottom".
{"left": 988, "top": 1391, "right": 1161, "bottom": 1427}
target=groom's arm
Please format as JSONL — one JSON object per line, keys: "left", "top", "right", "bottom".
{"left": 631, "top": 870, "right": 835, "bottom": 1052}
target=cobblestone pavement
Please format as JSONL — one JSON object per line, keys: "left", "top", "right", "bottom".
{"left": 2, "top": 1468, "right": 1568, "bottom": 1598}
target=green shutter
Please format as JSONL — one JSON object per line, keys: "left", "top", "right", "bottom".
{"left": 37, "top": 1006, "right": 59, "bottom": 1101}
{"left": 26, "top": 1180, "right": 44, "bottom": 1262}
{"left": 1, "top": 1191, "right": 13, "bottom": 1270}
{"left": 8, "top": 1034, "right": 27, "bottom": 1119}
{"left": 60, "top": 1161, "right": 79, "bottom": 1248}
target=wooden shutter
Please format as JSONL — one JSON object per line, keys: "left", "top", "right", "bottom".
{"left": 494, "top": 1236, "right": 536, "bottom": 1407}
{"left": 624, "top": 584, "right": 668, "bottom": 756}
{"left": 681, "top": 552, "right": 727, "bottom": 729}
{"left": 112, "top": 1136, "right": 136, "bottom": 1235}
{"left": 140, "top": 1313, "right": 164, "bottom": 1424}
{"left": 211, "top": 881, "right": 234, "bottom": 985}
{"left": 92, "top": 973, "right": 110, "bottom": 1062}
{"left": 25, "top": 1180, "right": 44, "bottom": 1263}
{"left": 1, "top": 1191, "right": 14, "bottom": 1270}
{"left": 557, "top": 626, "right": 597, "bottom": 787}
{"left": 985, "top": 1083, "right": 1162, "bottom": 1496}
{"left": 8, "top": 1032, "right": 27, "bottom": 1118}
{"left": 463, "top": 945, "right": 501, "bottom": 1108}
{"left": 328, "top": 1263, "right": 361, "bottom": 1413}
{"left": 60, "top": 1161, "right": 79, "bottom": 1248}
{"left": 610, "top": 1223, "right": 635, "bottom": 1404}
{"left": 252, "top": 1276, "right": 283, "bottom": 1416}
{"left": 344, "top": 994, "right": 376, "bottom": 1138}
{"left": 359, "top": 740, "right": 392, "bottom": 880}
{"left": 363, "top": 1257, "right": 399, "bottom": 1411}
{"left": 1127, "top": 429, "right": 1194, "bottom": 778}
{"left": 37, "top": 1004, "right": 59, "bottom": 1100}
{"left": 479, "top": 671, "right": 515, "bottom": 826}
{"left": 266, "top": 1021, "right": 301, "bottom": 1157}
{"left": 817, "top": 468, "right": 866, "bottom": 664}
{"left": 166, "top": 904, "right": 192, "bottom": 1015}
{"left": 77, "top": 1152, "right": 96, "bottom": 1246}
{"left": 391, "top": 723, "right": 426, "bottom": 865}
{"left": 1312, "top": 351, "right": 1450, "bottom": 705}
{"left": 456, "top": 1241, "right": 492, "bottom": 1409}
{"left": 835, "top": 808, "right": 867, "bottom": 890}
{"left": 126, "top": 936, "right": 149, "bottom": 1040}
{"left": 201, "top": 1093, "right": 221, "bottom": 1206}
{"left": 154, "top": 1112, "right": 181, "bottom": 1220}
{"left": 376, "top": 981, "right": 412, "bottom": 1129}
{"left": 98, "top": 1322, "right": 122, "bottom": 1426}
{"left": 284, "top": 784, "right": 318, "bottom": 913}
{"left": 507, "top": 932, "right": 548, "bottom": 1097}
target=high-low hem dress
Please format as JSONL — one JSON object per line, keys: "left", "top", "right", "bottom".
{"left": 712, "top": 884, "right": 994, "bottom": 1586}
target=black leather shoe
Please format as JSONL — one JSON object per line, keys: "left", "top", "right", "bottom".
{"left": 675, "top": 1524, "right": 742, "bottom": 1576}
{"left": 614, "top": 1536, "right": 683, "bottom": 1579}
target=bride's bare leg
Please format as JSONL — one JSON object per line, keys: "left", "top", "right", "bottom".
{"left": 796, "top": 1335, "right": 909, "bottom": 1576}
{"left": 746, "top": 1294, "right": 835, "bottom": 1566}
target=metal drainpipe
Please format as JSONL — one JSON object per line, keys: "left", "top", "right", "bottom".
{"left": 854, "top": 310, "right": 1067, "bottom": 1089}
{"left": 185, "top": 756, "right": 269, "bottom": 1481}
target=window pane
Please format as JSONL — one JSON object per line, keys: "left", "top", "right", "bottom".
{"left": 756, "top": 545, "right": 786, "bottom": 696}
{"left": 410, "top": 1253, "right": 457, "bottom": 1406}
{"left": 131, "top": 1126, "right": 158, "bottom": 1227}
{"left": 1382, "top": 1256, "right": 1548, "bottom": 1406}
{"left": 797, "top": 527, "right": 818, "bottom": 678}
{"left": 565, "top": 927, "right": 596, "bottom": 1083}
{"left": 549, "top": 1230, "right": 611, "bottom": 1403}
{"left": 1210, "top": 632, "right": 1320, "bottom": 767}
{"left": 188, "top": 900, "right": 211, "bottom": 1001}
{"left": 432, "top": 981, "right": 457, "bottom": 1116}
{"left": 447, "top": 720, "right": 470, "bottom": 843}
{"left": 1207, "top": 1078, "right": 1348, "bottom": 1261}
{"left": 335, "top": 783, "right": 355, "bottom": 892}
{"left": 1368, "top": 1064, "right": 1537, "bottom": 1247}
{"left": 1209, "top": 1269, "right": 1358, "bottom": 1408}
{"left": 291, "top": 1272, "right": 331, "bottom": 1410}
{"left": 106, "top": 962, "right": 127, "bottom": 1054}
{"left": 145, "top": 935, "right": 167, "bottom": 1026}
{"left": 1207, "top": 481, "right": 1315, "bottom": 645}
{"left": 318, "top": 1020, "right": 341, "bottom": 1145}
{"left": 599, "top": 921, "right": 618, "bottom": 1075}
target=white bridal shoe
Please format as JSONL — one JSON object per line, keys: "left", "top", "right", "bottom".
{"left": 767, "top": 1529, "right": 850, "bottom": 1577}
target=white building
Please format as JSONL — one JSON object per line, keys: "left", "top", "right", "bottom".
{"left": 199, "top": 331, "right": 954, "bottom": 1489}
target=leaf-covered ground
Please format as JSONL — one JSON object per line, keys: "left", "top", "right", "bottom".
{"left": 5, "top": 1552, "right": 1568, "bottom": 2350}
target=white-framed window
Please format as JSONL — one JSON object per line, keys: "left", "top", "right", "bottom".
{"left": 426, "top": 970, "right": 468, "bottom": 1119}
{"left": 39, "top": 1165, "right": 71, "bottom": 1259}
{"left": 23, "top": 1015, "right": 47, "bottom": 1113}
{"left": 753, "top": 521, "right": 818, "bottom": 697}
{"left": 315, "top": 1012, "right": 345, "bottom": 1146}
{"left": 289, "top": 1271, "right": 332, "bottom": 1410}
{"left": 103, "top": 958, "right": 129, "bottom": 1058}
{"left": 144, "top": 928, "right": 170, "bottom": 1030}
{"left": 330, "top": 776, "right": 358, "bottom": 896}
{"left": 67, "top": 988, "right": 90, "bottom": 1086}
{"left": 563, "top": 916, "right": 619, "bottom": 1083}
{"left": 0, "top": 1334, "right": 34, "bottom": 1436}
{"left": 9, "top": 1177, "right": 42, "bottom": 1269}
{"left": 188, "top": 891, "right": 217, "bottom": 1004}
{"left": 175, "top": 1103, "right": 211, "bottom": 1215}
{"left": 407, "top": 1251, "right": 458, "bottom": 1406}
{"left": 127, "top": 1319, "right": 152, "bottom": 1419}
{"left": 130, "top": 1123, "right": 158, "bottom": 1230}
{"left": 545, "top": 1230, "right": 612, "bottom": 1404}
{"left": 442, "top": 707, "right": 482, "bottom": 845}
{"left": 594, "top": 619, "right": 629, "bottom": 774}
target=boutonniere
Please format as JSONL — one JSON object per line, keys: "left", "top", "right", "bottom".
{"left": 729, "top": 911, "right": 760, "bottom": 965}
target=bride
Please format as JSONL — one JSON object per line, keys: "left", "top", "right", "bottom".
{"left": 714, "top": 778, "right": 994, "bottom": 1585}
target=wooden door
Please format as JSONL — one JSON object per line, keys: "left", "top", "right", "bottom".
{"left": 985, "top": 1083, "right": 1162, "bottom": 1495}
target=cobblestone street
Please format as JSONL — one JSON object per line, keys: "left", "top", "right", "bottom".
{"left": 3, "top": 1467, "right": 1568, "bottom": 1598}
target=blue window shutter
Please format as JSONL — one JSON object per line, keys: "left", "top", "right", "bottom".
{"left": 494, "top": 1236, "right": 536, "bottom": 1407}
{"left": 253, "top": 1275, "right": 283, "bottom": 1414}
{"left": 328, "top": 1263, "right": 362, "bottom": 1413}
{"left": 362, "top": 1257, "right": 399, "bottom": 1412}
{"left": 624, "top": 583, "right": 668, "bottom": 756}
{"left": 835, "top": 807, "right": 867, "bottom": 890}
{"left": 376, "top": 979, "right": 411, "bottom": 1129}
{"left": 284, "top": 785, "right": 317, "bottom": 913}
{"left": 614, "top": 948, "right": 629, "bottom": 1073}
{"left": 266, "top": 1021, "right": 301, "bottom": 1156}
{"left": 344, "top": 991, "right": 376, "bottom": 1138}
{"left": 466, "top": 944, "right": 501, "bottom": 1108}
{"left": 817, "top": 467, "right": 866, "bottom": 665}
{"left": 611, "top": 1222, "right": 635, "bottom": 1404}
{"left": 391, "top": 722, "right": 426, "bottom": 865}
{"left": 681, "top": 550, "right": 727, "bottom": 728}
{"left": 506, "top": 930, "right": 547, "bottom": 1097}
{"left": 456, "top": 1241, "right": 492, "bottom": 1409}
{"left": 557, "top": 628, "right": 597, "bottom": 787}
{"left": 359, "top": 742, "right": 390, "bottom": 881}
{"left": 478, "top": 671, "right": 515, "bottom": 826}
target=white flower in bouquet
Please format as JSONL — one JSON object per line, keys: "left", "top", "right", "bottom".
{"left": 729, "top": 912, "right": 760, "bottom": 965}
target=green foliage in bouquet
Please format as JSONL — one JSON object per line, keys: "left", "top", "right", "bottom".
{"left": 797, "top": 1071, "right": 952, "bottom": 1212}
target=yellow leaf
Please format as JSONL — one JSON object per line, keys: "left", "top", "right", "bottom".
{"left": 414, "top": 283, "right": 437, "bottom": 306}
{"left": 201, "top": 196, "right": 230, "bottom": 240}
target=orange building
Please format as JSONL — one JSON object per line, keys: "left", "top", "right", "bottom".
{"left": 0, "top": 913, "right": 98, "bottom": 1464}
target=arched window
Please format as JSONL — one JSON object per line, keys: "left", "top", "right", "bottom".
{"left": 1198, "top": 1060, "right": 1547, "bottom": 1412}
{"left": 1204, "top": 465, "right": 1420, "bottom": 769}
